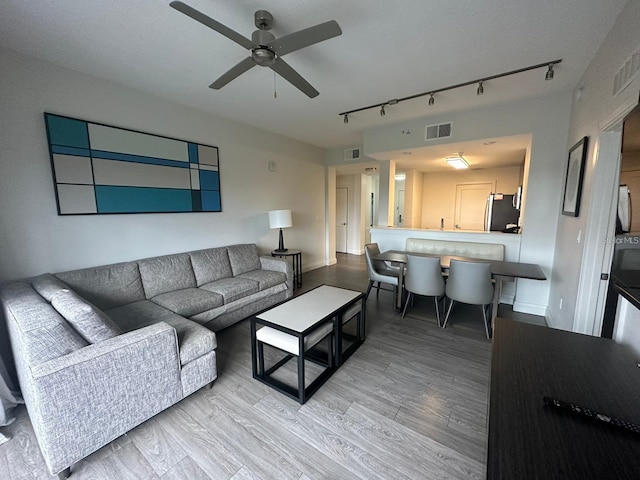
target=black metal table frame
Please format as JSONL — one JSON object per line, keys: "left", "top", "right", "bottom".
{"left": 250, "top": 292, "right": 366, "bottom": 404}
{"left": 271, "top": 249, "right": 302, "bottom": 290}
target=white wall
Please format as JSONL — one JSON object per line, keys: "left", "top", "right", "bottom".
{"left": 0, "top": 48, "right": 327, "bottom": 281}
{"left": 549, "top": 1, "right": 640, "bottom": 331}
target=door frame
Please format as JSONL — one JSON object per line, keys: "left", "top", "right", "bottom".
{"left": 573, "top": 96, "right": 638, "bottom": 335}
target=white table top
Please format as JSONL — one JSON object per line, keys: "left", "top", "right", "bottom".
{"left": 256, "top": 285, "right": 361, "bottom": 332}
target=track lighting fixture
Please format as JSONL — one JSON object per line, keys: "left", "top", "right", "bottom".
{"left": 545, "top": 64, "right": 554, "bottom": 80}
{"left": 339, "top": 59, "right": 561, "bottom": 122}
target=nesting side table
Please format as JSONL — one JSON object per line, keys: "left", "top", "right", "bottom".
{"left": 271, "top": 249, "right": 302, "bottom": 289}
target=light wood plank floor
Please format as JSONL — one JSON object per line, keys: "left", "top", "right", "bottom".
{"left": 0, "top": 253, "right": 545, "bottom": 479}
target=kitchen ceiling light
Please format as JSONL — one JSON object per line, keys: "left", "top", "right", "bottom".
{"left": 338, "top": 59, "right": 561, "bottom": 122}
{"left": 446, "top": 155, "right": 469, "bottom": 169}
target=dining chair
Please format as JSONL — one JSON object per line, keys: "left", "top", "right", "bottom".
{"left": 442, "top": 259, "right": 494, "bottom": 338}
{"left": 401, "top": 254, "right": 446, "bottom": 325}
{"left": 364, "top": 243, "right": 400, "bottom": 309}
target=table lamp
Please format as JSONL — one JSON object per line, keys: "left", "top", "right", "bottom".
{"left": 268, "top": 209, "right": 292, "bottom": 252}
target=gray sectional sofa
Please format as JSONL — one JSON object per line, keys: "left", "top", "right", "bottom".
{"left": 0, "top": 243, "right": 293, "bottom": 478}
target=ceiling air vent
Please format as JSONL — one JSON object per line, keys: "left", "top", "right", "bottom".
{"left": 344, "top": 147, "right": 361, "bottom": 161}
{"left": 613, "top": 45, "right": 640, "bottom": 96}
{"left": 425, "top": 122, "right": 453, "bottom": 141}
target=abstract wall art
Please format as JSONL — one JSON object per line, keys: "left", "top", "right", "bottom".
{"left": 44, "top": 113, "right": 222, "bottom": 215}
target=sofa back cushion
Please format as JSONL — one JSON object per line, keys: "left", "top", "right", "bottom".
{"left": 51, "top": 289, "right": 121, "bottom": 343}
{"left": 31, "top": 273, "right": 69, "bottom": 302}
{"left": 227, "top": 244, "right": 261, "bottom": 276}
{"left": 0, "top": 282, "right": 88, "bottom": 367}
{"left": 138, "top": 253, "right": 197, "bottom": 298}
{"left": 189, "top": 247, "right": 233, "bottom": 286}
{"left": 56, "top": 262, "right": 145, "bottom": 310}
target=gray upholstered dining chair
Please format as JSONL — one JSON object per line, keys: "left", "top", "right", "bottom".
{"left": 401, "top": 254, "right": 446, "bottom": 325}
{"left": 364, "top": 243, "right": 400, "bottom": 309}
{"left": 442, "top": 259, "right": 494, "bottom": 338}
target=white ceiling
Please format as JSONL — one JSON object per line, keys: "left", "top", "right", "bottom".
{"left": 0, "top": 0, "right": 627, "bottom": 159}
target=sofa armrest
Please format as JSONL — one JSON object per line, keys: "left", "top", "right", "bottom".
{"left": 260, "top": 256, "right": 294, "bottom": 292}
{"left": 28, "top": 322, "right": 183, "bottom": 474}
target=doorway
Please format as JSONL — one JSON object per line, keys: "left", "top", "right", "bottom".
{"left": 454, "top": 183, "right": 493, "bottom": 230}
{"left": 336, "top": 186, "right": 348, "bottom": 253}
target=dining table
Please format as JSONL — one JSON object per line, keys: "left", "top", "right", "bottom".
{"left": 373, "top": 250, "right": 546, "bottom": 330}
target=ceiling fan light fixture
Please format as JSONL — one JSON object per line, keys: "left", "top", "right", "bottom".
{"left": 477, "top": 81, "right": 484, "bottom": 96}
{"left": 380, "top": 105, "right": 386, "bottom": 117}
{"left": 428, "top": 93, "right": 435, "bottom": 106}
{"left": 251, "top": 47, "right": 276, "bottom": 66}
{"left": 446, "top": 155, "right": 469, "bottom": 169}
{"left": 343, "top": 114, "right": 349, "bottom": 124}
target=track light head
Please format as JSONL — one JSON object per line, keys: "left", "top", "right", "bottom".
{"left": 545, "top": 64, "right": 554, "bottom": 80}
{"left": 343, "top": 114, "right": 348, "bottom": 124}
{"left": 380, "top": 105, "right": 386, "bottom": 117}
{"left": 428, "top": 93, "right": 435, "bottom": 106}
{"left": 477, "top": 81, "right": 484, "bottom": 96}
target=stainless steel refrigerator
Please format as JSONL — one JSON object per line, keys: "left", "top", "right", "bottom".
{"left": 485, "top": 193, "right": 520, "bottom": 232}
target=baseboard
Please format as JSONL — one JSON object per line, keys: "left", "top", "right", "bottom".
{"left": 513, "top": 300, "right": 548, "bottom": 317}
{"left": 303, "top": 260, "right": 327, "bottom": 272}
{"left": 346, "top": 248, "right": 365, "bottom": 255}
{"left": 499, "top": 294, "right": 515, "bottom": 305}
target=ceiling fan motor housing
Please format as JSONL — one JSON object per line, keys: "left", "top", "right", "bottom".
{"left": 251, "top": 30, "right": 276, "bottom": 66}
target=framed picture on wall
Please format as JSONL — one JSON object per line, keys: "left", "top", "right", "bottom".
{"left": 562, "top": 136, "right": 589, "bottom": 217}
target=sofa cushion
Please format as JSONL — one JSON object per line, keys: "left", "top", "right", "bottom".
{"left": 31, "top": 273, "right": 69, "bottom": 302}
{"left": 51, "top": 289, "right": 121, "bottom": 343}
{"left": 227, "top": 244, "right": 261, "bottom": 276}
{"left": 138, "top": 253, "right": 196, "bottom": 298}
{"left": 236, "top": 270, "right": 287, "bottom": 291}
{"left": 151, "top": 288, "right": 224, "bottom": 317}
{"left": 1, "top": 282, "right": 88, "bottom": 366}
{"left": 200, "top": 277, "right": 259, "bottom": 304}
{"left": 106, "top": 300, "right": 217, "bottom": 365}
{"left": 55, "top": 262, "right": 145, "bottom": 310}
{"left": 189, "top": 247, "right": 233, "bottom": 286}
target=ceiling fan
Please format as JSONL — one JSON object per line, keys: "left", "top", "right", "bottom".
{"left": 169, "top": 1, "right": 342, "bottom": 98}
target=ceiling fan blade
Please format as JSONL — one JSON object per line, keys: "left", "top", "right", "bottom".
{"left": 269, "top": 20, "right": 342, "bottom": 57}
{"left": 170, "top": 1, "right": 255, "bottom": 50}
{"left": 209, "top": 57, "right": 256, "bottom": 89}
{"left": 270, "top": 58, "right": 319, "bottom": 98}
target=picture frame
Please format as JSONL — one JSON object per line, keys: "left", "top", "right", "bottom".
{"left": 562, "top": 136, "right": 589, "bottom": 217}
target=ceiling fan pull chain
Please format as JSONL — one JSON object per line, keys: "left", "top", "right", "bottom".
{"left": 274, "top": 71, "right": 277, "bottom": 98}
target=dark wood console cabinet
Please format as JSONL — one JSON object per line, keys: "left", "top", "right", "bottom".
{"left": 487, "top": 318, "right": 640, "bottom": 479}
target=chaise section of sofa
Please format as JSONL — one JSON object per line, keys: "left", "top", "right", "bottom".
{"left": 0, "top": 243, "right": 292, "bottom": 478}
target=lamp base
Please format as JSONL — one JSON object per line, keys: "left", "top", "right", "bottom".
{"left": 275, "top": 228, "right": 287, "bottom": 252}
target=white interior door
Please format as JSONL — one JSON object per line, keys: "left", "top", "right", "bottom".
{"left": 454, "top": 183, "right": 494, "bottom": 230}
{"left": 395, "top": 189, "right": 405, "bottom": 226}
{"left": 336, "top": 187, "right": 348, "bottom": 253}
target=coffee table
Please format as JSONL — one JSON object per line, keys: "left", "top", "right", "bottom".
{"left": 250, "top": 285, "right": 365, "bottom": 404}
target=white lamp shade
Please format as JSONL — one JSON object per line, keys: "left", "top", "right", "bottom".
{"left": 268, "top": 209, "right": 292, "bottom": 229}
